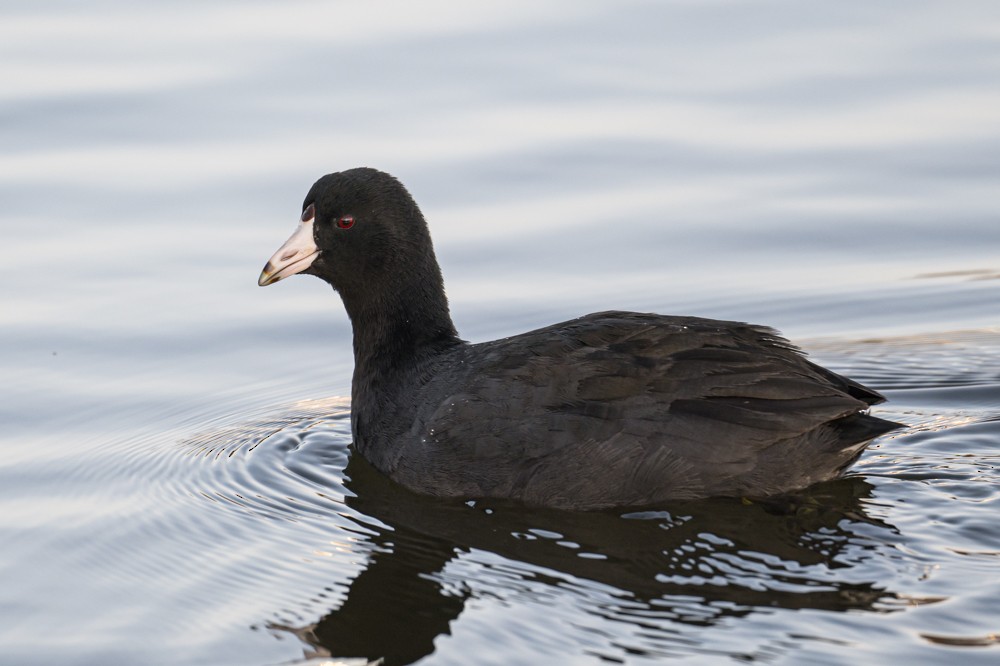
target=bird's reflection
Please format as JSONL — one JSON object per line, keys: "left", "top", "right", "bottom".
{"left": 275, "top": 452, "right": 905, "bottom": 665}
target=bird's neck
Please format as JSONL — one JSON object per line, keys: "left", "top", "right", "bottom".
{"left": 340, "top": 277, "right": 461, "bottom": 468}
{"left": 339, "top": 267, "right": 460, "bottom": 394}
{"left": 348, "top": 292, "right": 458, "bottom": 376}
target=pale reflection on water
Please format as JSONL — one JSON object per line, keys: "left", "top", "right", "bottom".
{"left": 1, "top": 1, "right": 999, "bottom": 664}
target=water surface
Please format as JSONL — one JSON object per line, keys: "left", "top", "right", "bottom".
{"left": 1, "top": 1, "right": 999, "bottom": 664}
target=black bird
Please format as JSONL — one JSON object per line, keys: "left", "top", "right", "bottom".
{"left": 258, "top": 167, "right": 903, "bottom": 510}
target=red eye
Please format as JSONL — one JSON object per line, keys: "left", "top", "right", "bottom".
{"left": 337, "top": 215, "right": 355, "bottom": 229}
{"left": 301, "top": 203, "right": 315, "bottom": 222}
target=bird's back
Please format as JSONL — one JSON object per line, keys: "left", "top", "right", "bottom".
{"left": 380, "top": 311, "right": 900, "bottom": 509}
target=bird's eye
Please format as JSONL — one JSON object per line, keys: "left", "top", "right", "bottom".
{"left": 301, "top": 203, "right": 315, "bottom": 222}
{"left": 337, "top": 215, "right": 355, "bottom": 230}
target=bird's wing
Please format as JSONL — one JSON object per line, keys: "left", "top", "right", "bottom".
{"left": 407, "top": 312, "right": 873, "bottom": 505}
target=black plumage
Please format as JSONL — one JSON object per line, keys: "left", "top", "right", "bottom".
{"left": 259, "top": 167, "right": 903, "bottom": 510}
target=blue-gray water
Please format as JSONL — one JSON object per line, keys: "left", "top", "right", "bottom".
{"left": 2, "top": 1, "right": 999, "bottom": 664}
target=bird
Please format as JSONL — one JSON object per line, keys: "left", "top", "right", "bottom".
{"left": 258, "top": 167, "right": 903, "bottom": 511}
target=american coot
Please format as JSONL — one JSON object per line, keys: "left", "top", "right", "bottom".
{"left": 258, "top": 168, "right": 903, "bottom": 510}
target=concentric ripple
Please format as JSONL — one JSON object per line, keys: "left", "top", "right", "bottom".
{"left": 179, "top": 397, "right": 356, "bottom": 524}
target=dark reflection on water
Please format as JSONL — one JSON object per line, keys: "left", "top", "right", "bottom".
{"left": 268, "top": 446, "right": 906, "bottom": 664}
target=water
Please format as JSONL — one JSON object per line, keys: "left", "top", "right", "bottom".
{"left": 2, "top": 1, "right": 999, "bottom": 663}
